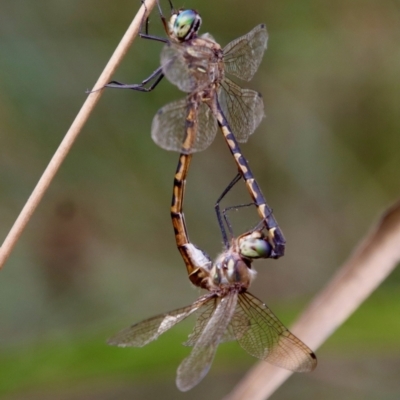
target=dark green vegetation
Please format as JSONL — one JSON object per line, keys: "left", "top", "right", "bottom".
{"left": 1, "top": 288, "right": 400, "bottom": 399}
{"left": 1, "top": 0, "right": 399, "bottom": 399}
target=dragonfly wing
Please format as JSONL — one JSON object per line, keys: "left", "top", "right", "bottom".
{"left": 185, "top": 297, "right": 240, "bottom": 346}
{"left": 193, "top": 101, "right": 218, "bottom": 152}
{"left": 161, "top": 41, "right": 217, "bottom": 93}
{"left": 152, "top": 98, "right": 217, "bottom": 153}
{"left": 223, "top": 24, "right": 268, "bottom": 82}
{"left": 176, "top": 291, "right": 238, "bottom": 391}
{"left": 184, "top": 297, "right": 217, "bottom": 346}
{"left": 108, "top": 294, "right": 211, "bottom": 348}
{"left": 219, "top": 79, "right": 265, "bottom": 142}
{"left": 232, "top": 292, "right": 317, "bottom": 372}
{"left": 151, "top": 98, "right": 187, "bottom": 152}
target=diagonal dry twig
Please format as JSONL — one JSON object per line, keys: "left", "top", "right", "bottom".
{"left": 224, "top": 199, "right": 400, "bottom": 400}
{"left": 0, "top": 0, "right": 157, "bottom": 270}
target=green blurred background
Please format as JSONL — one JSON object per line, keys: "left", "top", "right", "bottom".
{"left": 1, "top": 0, "right": 400, "bottom": 399}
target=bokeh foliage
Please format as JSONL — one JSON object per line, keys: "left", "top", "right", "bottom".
{"left": 1, "top": 0, "right": 399, "bottom": 399}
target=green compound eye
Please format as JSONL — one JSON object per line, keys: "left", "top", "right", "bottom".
{"left": 173, "top": 9, "right": 201, "bottom": 40}
{"left": 239, "top": 237, "right": 272, "bottom": 259}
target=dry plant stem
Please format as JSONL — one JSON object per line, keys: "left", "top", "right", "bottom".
{"left": 0, "top": 0, "right": 157, "bottom": 270}
{"left": 225, "top": 200, "right": 400, "bottom": 400}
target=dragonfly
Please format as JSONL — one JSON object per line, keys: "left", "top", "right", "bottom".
{"left": 103, "top": 1, "right": 286, "bottom": 259}
{"left": 108, "top": 218, "right": 317, "bottom": 391}
{"left": 111, "top": 131, "right": 317, "bottom": 391}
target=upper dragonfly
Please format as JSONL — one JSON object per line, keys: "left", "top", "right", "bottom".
{"left": 103, "top": 2, "right": 286, "bottom": 258}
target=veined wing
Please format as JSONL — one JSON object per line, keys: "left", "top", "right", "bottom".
{"left": 218, "top": 78, "right": 265, "bottom": 142}
{"left": 176, "top": 291, "right": 238, "bottom": 392}
{"left": 185, "top": 295, "right": 249, "bottom": 346}
{"left": 151, "top": 97, "right": 218, "bottom": 154}
{"left": 161, "top": 40, "right": 218, "bottom": 93}
{"left": 223, "top": 24, "right": 268, "bottom": 82}
{"left": 184, "top": 296, "right": 217, "bottom": 346}
{"left": 107, "top": 294, "right": 211, "bottom": 348}
{"left": 231, "top": 292, "right": 317, "bottom": 372}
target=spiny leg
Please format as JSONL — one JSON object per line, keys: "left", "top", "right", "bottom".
{"left": 87, "top": 1, "right": 168, "bottom": 95}
{"left": 221, "top": 201, "right": 256, "bottom": 241}
{"left": 102, "top": 66, "right": 165, "bottom": 92}
{"left": 139, "top": 0, "right": 170, "bottom": 43}
{"left": 214, "top": 173, "right": 241, "bottom": 248}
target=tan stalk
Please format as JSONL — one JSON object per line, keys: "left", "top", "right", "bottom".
{"left": 224, "top": 200, "right": 400, "bottom": 400}
{"left": 0, "top": 0, "right": 157, "bottom": 270}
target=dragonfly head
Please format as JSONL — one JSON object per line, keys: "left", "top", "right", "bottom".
{"left": 238, "top": 230, "right": 273, "bottom": 259}
{"left": 168, "top": 9, "right": 202, "bottom": 42}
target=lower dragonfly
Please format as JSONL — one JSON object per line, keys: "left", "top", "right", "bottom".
{"left": 100, "top": 1, "right": 286, "bottom": 258}
{"left": 109, "top": 157, "right": 317, "bottom": 392}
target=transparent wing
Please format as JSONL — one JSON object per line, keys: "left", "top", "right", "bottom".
{"left": 176, "top": 291, "right": 238, "bottom": 392}
{"left": 223, "top": 24, "right": 268, "bottom": 82}
{"left": 184, "top": 297, "right": 217, "bottom": 347}
{"left": 108, "top": 294, "right": 211, "bottom": 348}
{"left": 218, "top": 78, "right": 265, "bottom": 142}
{"left": 185, "top": 295, "right": 247, "bottom": 346}
{"left": 161, "top": 40, "right": 218, "bottom": 93}
{"left": 186, "top": 324, "right": 237, "bottom": 346}
{"left": 151, "top": 98, "right": 218, "bottom": 154}
{"left": 151, "top": 98, "right": 187, "bottom": 152}
{"left": 192, "top": 101, "right": 218, "bottom": 152}
{"left": 231, "top": 292, "right": 317, "bottom": 372}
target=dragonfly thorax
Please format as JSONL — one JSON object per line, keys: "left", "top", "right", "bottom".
{"left": 168, "top": 9, "right": 202, "bottom": 42}
{"left": 184, "top": 37, "right": 225, "bottom": 88}
{"left": 160, "top": 27, "right": 225, "bottom": 94}
{"left": 208, "top": 251, "right": 256, "bottom": 291}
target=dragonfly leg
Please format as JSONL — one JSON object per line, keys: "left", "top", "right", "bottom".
{"left": 138, "top": 0, "right": 169, "bottom": 44}
{"left": 214, "top": 173, "right": 241, "bottom": 248}
{"left": 166, "top": 0, "right": 175, "bottom": 13}
{"left": 104, "top": 66, "right": 164, "bottom": 92}
{"left": 87, "top": 66, "right": 165, "bottom": 94}
{"left": 139, "top": 33, "right": 169, "bottom": 44}
{"left": 87, "top": 1, "right": 168, "bottom": 95}
{"left": 221, "top": 202, "right": 255, "bottom": 237}
{"left": 153, "top": 0, "right": 172, "bottom": 37}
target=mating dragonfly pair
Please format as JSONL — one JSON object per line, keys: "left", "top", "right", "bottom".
{"left": 95, "top": 0, "right": 317, "bottom": 391}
